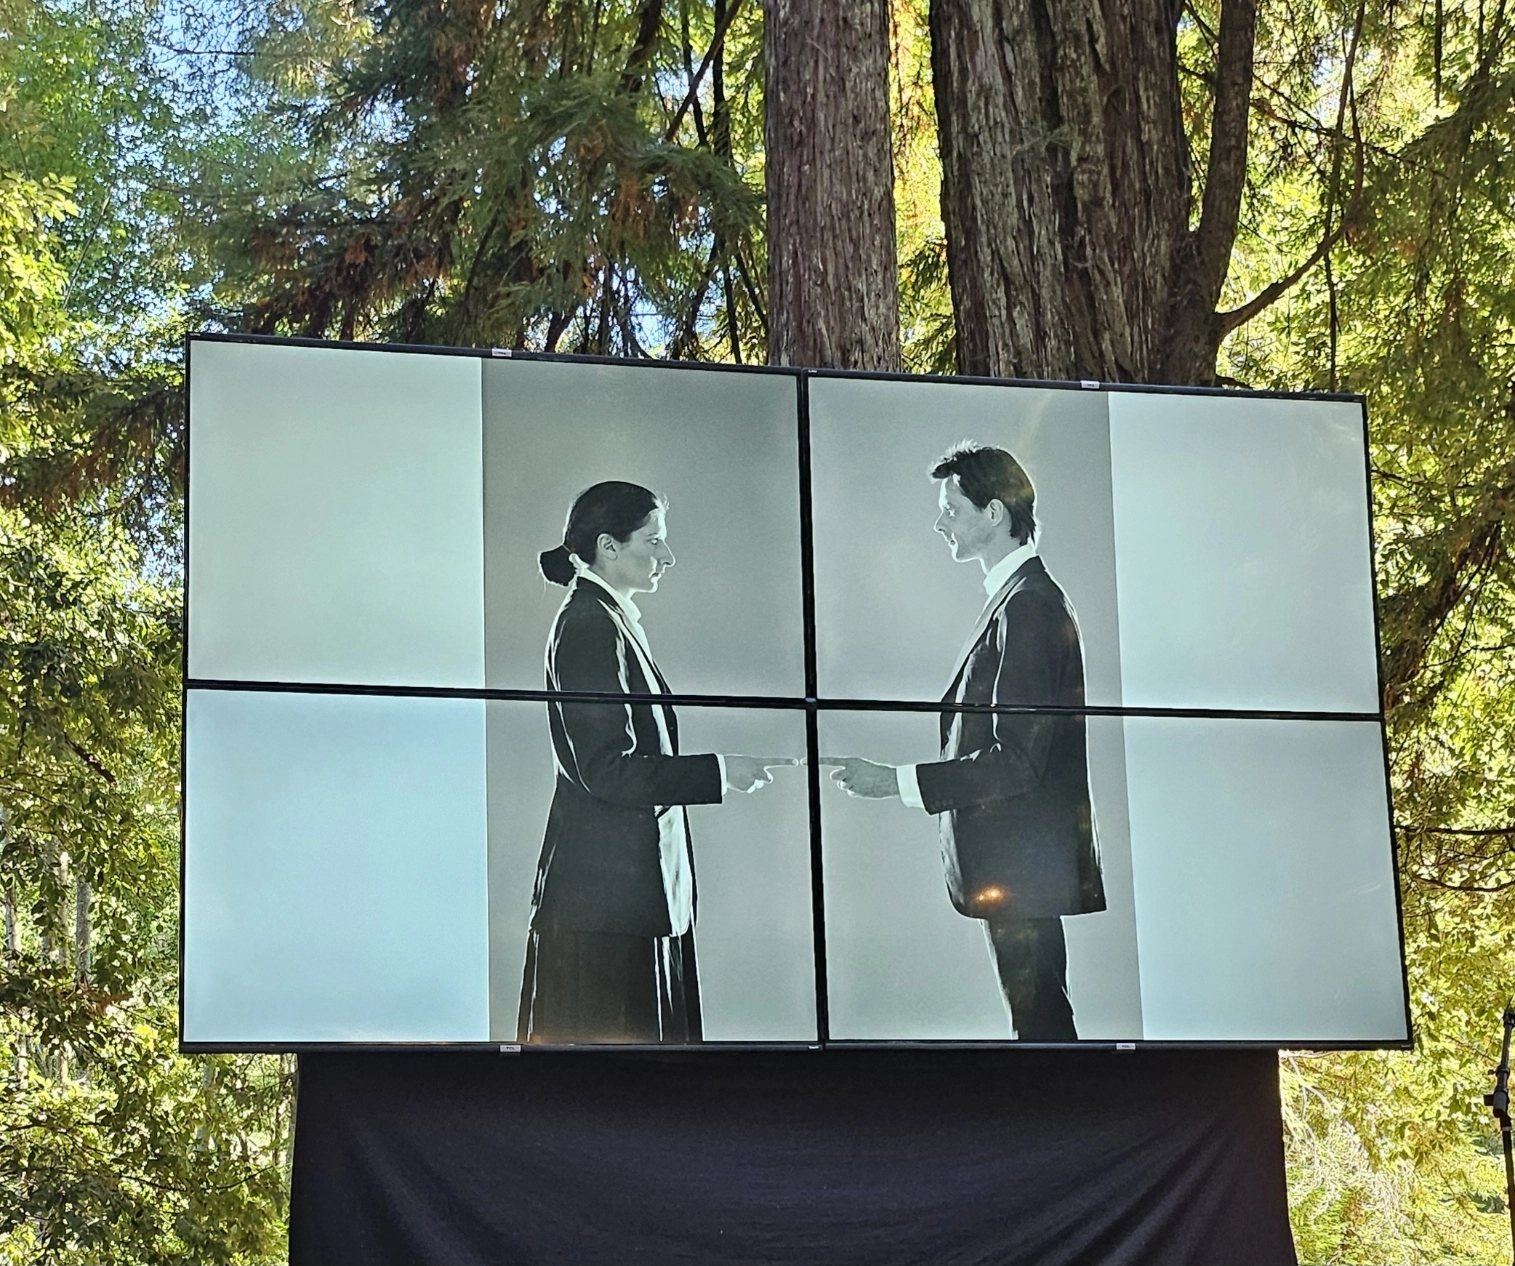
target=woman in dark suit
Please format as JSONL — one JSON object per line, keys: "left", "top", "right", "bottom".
{"left": 517, "top": 481, "right": 786, "bottom": 1045}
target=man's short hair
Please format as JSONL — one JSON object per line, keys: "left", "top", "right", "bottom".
{"left": 931, "top": 442, "right": 1037, "bottom": 544}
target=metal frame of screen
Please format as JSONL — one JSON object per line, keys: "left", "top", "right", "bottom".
{"left": 178, "top": 330, "right": 1413, "bottom": 1055}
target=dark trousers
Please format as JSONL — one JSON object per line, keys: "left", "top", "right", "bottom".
{"left": 517, "top": 924, "right": 702, "bottom": 1045}
{"left": 984, "top": 916, "right": 1076, "bottom": 1041}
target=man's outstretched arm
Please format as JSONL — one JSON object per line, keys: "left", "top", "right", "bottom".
{"left": 824, "top": 597, "right": 1074, "bottom": 807}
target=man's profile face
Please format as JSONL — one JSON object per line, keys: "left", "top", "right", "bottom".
{"left": 933, "top": 478, "right": 999, "bottom": 563}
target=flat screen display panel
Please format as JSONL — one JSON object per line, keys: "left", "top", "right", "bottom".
{"left": 182, "top": 335, "right": 1409, "bottom": 1051}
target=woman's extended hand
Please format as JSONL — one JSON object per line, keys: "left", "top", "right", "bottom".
{"left": 723, "top": 754, "right": 801, "bottom": 794}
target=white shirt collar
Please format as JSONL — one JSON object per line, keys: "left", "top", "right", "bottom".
{"left": 573, "top": 559, "right": 645, "bottom": 626}
{"left": 982, "top": 539, "right": 1038, "bottom": 597}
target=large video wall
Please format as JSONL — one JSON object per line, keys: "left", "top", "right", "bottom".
{"left": 181, "top": 334, "right": 1410, "bottom": 1049}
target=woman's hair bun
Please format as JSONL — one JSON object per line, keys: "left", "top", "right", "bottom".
{"left": 539, "top": 544, "right": 576, "bottom": 586}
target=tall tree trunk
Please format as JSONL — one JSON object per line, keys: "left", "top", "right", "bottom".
{"left": 3, "top": 886, "right": 16, "bottom": 958}
{"left": 74, "top": 875, "right": 91, "bottom": 987}
{"left": 1, "top": 807, "right": 15, "bottom": 960}
{"left": 930, "top": 0, "right": 1256, "bottom": 385}
{"left": 765, "top": 0, "right": 902, "bottom": 371}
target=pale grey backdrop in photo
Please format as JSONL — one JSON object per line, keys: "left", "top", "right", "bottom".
{"left": 184, "top": 689, "right": 489, "bottom": 1044}
{"left": 188, "top": 340, "right": 486, "bottom": 689}
{"left": 808, "top": 378, "right": 1121, "bottom": 705}
{"left": 1106, "top": 393, "right": 1380, "bottom": 713}
{"left": 486, "top": 701, "right": 817, "bottom": 1042}
{"left": 817, "top": 710, "right": 1141, "bottom": 1041}
{"left": 483, "top": 360, "right": 806, "bottom": 698}
{"left": 1124, "top": 715, "right": 1405, "bottom": 1041}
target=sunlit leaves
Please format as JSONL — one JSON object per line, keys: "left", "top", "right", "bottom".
{"left": 0, "top": 2, "right": 292, "bottom": 1259}
{"left": 182, "top": 0, "right": 770, "bottom": 357}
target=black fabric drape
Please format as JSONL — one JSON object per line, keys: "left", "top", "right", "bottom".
{"left": 288, "top": 1049, "right": 1296, "bottom": 1266}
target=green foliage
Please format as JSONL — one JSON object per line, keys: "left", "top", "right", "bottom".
{"left": 0, "top": 172, "right": 73, "bottom": 354}
{"left": 0, "top": 1, "right": 293, "bottom": 1261}
{"left": 0, "top": 0, "right": 188, "bottom": 331}
{"left": 0, "top": 499, "right": 294, "bottom": 1263}
{"left": 889, "top": 0, "right": 954, "bottom": 376}
{"left": 181, "top": 0, "right": 769, "bottom": 357}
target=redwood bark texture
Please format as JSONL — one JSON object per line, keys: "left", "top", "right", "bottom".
{"left": 930, "top": 0, "right": 1256, "bottom": 385}
{"left": 765, "top": 0, "right": 901, "bottom": 371}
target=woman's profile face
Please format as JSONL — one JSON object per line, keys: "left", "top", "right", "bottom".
{"left": 596, "top": 508, "right": 675, "bottom": 595}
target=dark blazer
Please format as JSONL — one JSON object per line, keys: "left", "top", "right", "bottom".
{"left": 528, "top": 579, "right": 723, "bottom": 936}
{"left": 915, "top": 555, "right": 1106, "bottom": 922}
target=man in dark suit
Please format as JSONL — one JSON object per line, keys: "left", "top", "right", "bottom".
{"left": 825, "top": 443, "right": 1104, "bottom": 1040}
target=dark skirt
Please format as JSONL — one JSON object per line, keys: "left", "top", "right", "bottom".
{"left": 516, "top": 923, "right": 703, "bottom": 1045}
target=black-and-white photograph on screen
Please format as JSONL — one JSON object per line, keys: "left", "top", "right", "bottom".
{"left": 808, "top": 377, "right": 1122, "bottom": 707}
{"left": 483, "top": 470, "right": 812, "bottom": 1043}
{"left": 808, "top": 379, "right": 1138, "bottom": 1040}
{"left": 181, "top": 336, "right": 1407, "bottom": 1051}
{"left": 482, "top": 358, "right": 806, "bottom": 699}
{"left": 820, "top": 708, "right": 1140, "bottom": 1042}
{"left": 487, "top": 697, "right": 814, "bottom": 1045}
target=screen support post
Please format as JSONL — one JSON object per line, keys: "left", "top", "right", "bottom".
{"left": 1483, "top": 1001, "right": 1515, "bottom": 1264}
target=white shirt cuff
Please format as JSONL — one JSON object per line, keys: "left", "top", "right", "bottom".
{"left": 897, "top": 763, "right": 924, "bottom": 809}
{"left": 715, "top": 753, "right": 728, "bottom": 800}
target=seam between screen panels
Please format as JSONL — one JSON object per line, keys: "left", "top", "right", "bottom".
{"left": 181, "top": 679, "right": 1385, "bottom": 725}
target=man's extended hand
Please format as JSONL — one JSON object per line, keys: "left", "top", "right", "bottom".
{"left": 819, "top": 755, "right": 900, "bottom": 799}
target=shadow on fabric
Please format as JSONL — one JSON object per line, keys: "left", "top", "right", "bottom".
{"left": 288, "top": 1049, "right": 1296, "bottom": 1266}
